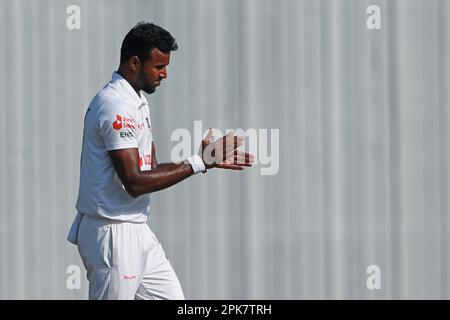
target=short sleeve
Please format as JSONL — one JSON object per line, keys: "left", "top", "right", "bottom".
{"left": 97, "top": 102, "right": 139, "bottom": 151}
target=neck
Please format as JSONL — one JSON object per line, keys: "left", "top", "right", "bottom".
{"left": 117, "top": 68, "right": 141, "bottom": 97}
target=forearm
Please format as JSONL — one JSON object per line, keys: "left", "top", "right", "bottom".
{"left": 130, "top": 162, "right": 194, "bottom": 197}
{"left": 152, "top": 162, "right": 176, "bottom": 170}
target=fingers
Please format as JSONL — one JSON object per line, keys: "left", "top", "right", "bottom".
{"left": 224, "top": 151, "right": 255, "bottom": 159}
{"left": 217, "top": 131, "right": 243, "bottom": 146}
{"left": 234, "top": 156, "right": 254, "bottom": 166}
{"left": 222, "top": 151, "right": 255, "bottom": 166}
{"left": 203, "top": 130, "right": 256, "bottom": 170}
{"left": 215, "top": 163, "right": 245, "bottom": 170}
{"left": 232, "top": 157, "right": 254, "bottom": 166}
{"left": 220, "top": 135, "right": 243, "bottom": 152}
{"left": 215, "top": 130, "right": 233, "bottom": 144}
{"left": 219, "top": 153, "right": 254, "bottom": 167}
{"left": 217, "top": 133, "right": 245, "bottom": 160}
{"left": 203, "top": 127, "right": 213, "bottom": 143}
{"left": 231, "top": 135, "right": 245, "bottom": 149}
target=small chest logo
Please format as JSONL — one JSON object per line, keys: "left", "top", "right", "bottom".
{"left": 113, "top": 115, "right": 122, "bottom": 130}
{"left": 113, "top": 114, "right": 135, "bottom": 131}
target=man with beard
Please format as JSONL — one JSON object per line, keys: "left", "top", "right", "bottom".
{"left": 67, "top": 22, "right": 254, "bottom": 300}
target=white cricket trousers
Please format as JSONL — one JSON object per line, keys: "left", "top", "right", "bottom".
{"left": 77, "top": 215, "right": 185, "bottom": 300}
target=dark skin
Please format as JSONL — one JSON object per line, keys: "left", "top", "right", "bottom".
{"left": 111, "top": 48, "right": 254, "bottom": 198}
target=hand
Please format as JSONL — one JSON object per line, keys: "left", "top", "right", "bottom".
{"left": 199, "top": 128, "right": 255, "bottom": 170}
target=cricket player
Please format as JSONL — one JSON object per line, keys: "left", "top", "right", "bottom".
{"left": 67, "top": 22, "right": 254, "bottom": 300}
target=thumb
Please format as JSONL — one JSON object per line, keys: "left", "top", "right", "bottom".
{"left": 204, "top": 127, "right": 213, "bottom": 143}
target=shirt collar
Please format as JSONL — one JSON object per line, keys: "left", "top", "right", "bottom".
{"left": 111, "top": 72, "right": 148, "bottom": 109}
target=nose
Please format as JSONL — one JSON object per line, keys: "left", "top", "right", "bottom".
{"left": 159, "top": 68, "right": 167, "bottom": 79}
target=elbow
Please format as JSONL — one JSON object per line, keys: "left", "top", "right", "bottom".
{"left": 127, "top": 182, "right": 143, "bottom": 198}
{"left": 127, "top": 188, "right": 140, "bottom": 198}
{"left": 123, "top": 177, "right": 141, "bottom": 198}
{"left": 123, "top": 184, "right": 139, "bottom": 198}
{"left": 123, "top": 172, "right": 157, "bottom": 198}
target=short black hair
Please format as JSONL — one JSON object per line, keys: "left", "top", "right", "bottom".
{"left": 120, "top": 22, "right": 178, "bottom": 65}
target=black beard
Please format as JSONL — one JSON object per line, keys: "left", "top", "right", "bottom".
{"left": 142, "top": 85, "right": 156, "bottom": 94}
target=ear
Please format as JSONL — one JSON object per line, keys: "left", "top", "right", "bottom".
{"left": 129, "top": 55, "right": 140, "bottom": 72}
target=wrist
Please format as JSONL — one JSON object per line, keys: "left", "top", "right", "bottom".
{"left": 185, "top": 154, "right": 207, "bottom": 174}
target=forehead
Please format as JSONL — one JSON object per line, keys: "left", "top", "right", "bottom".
{"left": 148, "top": 48, "right": 170, "bottom": 65}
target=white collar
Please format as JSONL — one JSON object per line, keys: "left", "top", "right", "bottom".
{"left": 111, "top": 72, "right": 148, "bottom": 109}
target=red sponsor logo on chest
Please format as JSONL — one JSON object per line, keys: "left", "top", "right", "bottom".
{"left": 113, "top": 115, "right": 135, "bottom": 130}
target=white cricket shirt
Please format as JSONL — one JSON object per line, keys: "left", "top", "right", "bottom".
{"left": 75, "top": 72, "right": 154, "bottom": 223}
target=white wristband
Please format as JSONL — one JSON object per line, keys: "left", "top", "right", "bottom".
{"left": 186, "top": 154, "right": 207, "bottom": 174}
